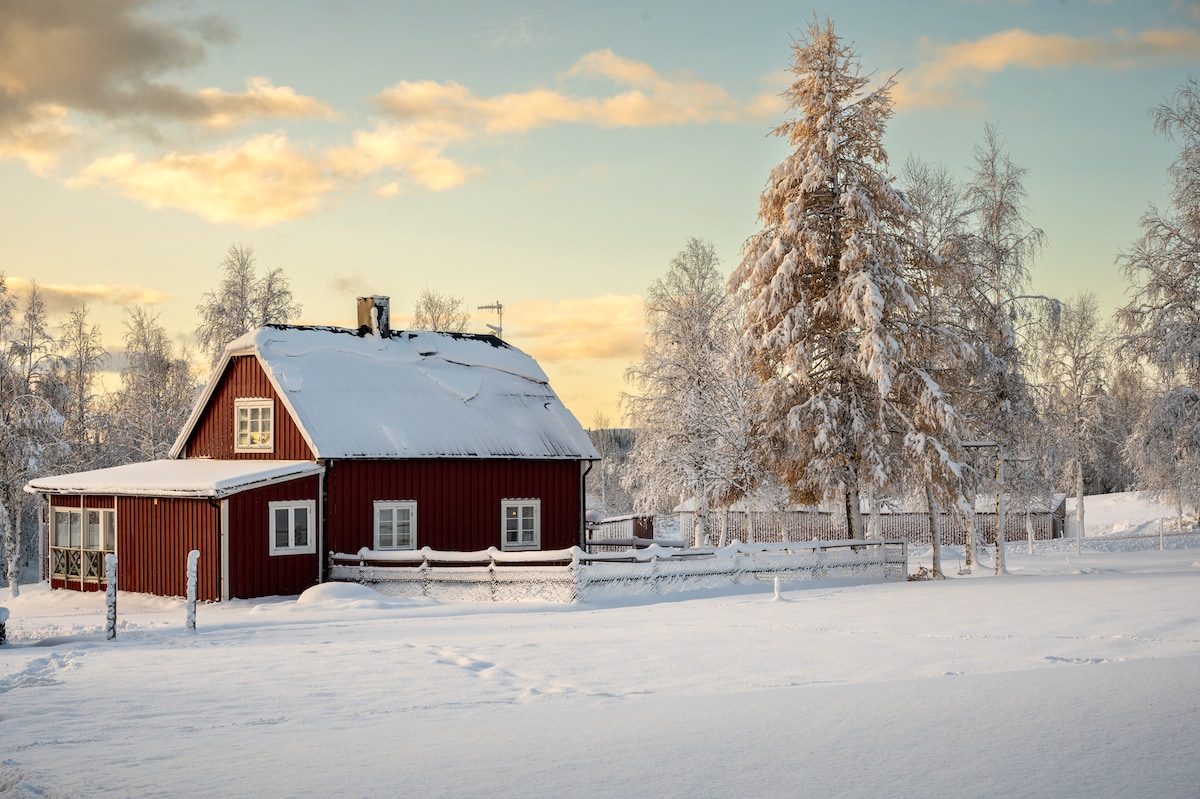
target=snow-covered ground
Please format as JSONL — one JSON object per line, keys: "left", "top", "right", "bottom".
{"left": 2, "top": 492, "right": 1199, "bottom": 798}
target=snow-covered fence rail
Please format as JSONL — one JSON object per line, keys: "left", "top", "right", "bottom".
{"left": 328, "top": 539, "right": 908, "bottom": 603}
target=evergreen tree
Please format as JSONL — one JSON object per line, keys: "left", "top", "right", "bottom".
{"left": 729, "top": 19, "right": 970, "bottom": 540}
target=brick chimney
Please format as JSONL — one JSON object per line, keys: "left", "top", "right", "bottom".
{"left": 357, "top": 295, "right": 391, "bottom": 338}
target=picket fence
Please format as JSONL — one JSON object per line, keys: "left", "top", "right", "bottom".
{"left": 327, "top": 539, "right": 908, "bottom": 603}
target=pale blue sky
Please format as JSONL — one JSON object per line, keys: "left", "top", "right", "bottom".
{"left": 1, "top": 0, "right": 1197, "bottom": 421}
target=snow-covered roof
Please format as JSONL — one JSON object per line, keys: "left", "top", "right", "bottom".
{"left": 25, "top": 459, "right": 324, "bottom": 498}
{"left": 171, "top": 325, "right": 600, "bottom": 461}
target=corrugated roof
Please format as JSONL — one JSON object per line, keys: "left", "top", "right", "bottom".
{"left": 174, "top": 325, "right": 600, "bottom": 461}
{"left": 26, "top": 460, "right": 324, "bottom": 498}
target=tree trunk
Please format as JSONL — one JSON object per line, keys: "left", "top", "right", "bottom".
{"left": 963, "top": 490, "right": 976, "bottom": 569}
{"left": 844, "top": 474, "right": 865, "bottom": 540}
{"left": 1075, "top": 461, "right": 1085, "bottom": 555}
{"left": 925, "top": 483, "right": 944, "bottom": 579}
{"left": 2, "top": 493, "right": 18, "bottom": 599}
{"left": 995, "top": 447, "right": 1008, "bottom": 575}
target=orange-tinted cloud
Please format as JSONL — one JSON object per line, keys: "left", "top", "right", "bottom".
{"left": 196, "top": 77, "right": 336, "bottom": 128}
{"left": 67, "top": 133, "right": 333, "bottom": 227}
{"left": 373, "top": 49, "right": 778, "bottom": 134}
{"left": 504, "top": 294, "right": 645, "bottom": 362}
{"left": 5, "top": 276, "right": 172, "bottom": 313}
{"left": 894, "top": 27, "right": 1200, "bottom": 108}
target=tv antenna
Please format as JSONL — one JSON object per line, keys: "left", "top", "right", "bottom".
{"left": 477, "top": 300, "right": 503, "bottom": 339}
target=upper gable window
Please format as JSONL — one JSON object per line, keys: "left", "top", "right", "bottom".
{"left": 235, "top": 399, "right": 274, "bottom": 452}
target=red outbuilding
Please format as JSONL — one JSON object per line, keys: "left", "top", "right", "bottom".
{"left": 26, "top": 296, "right": 600, "bottom": 600}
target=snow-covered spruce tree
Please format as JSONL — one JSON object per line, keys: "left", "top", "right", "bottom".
{"left": 1117, "top": 79, "right": 1200, "bottom": 520}
{"left": 729, "top": 19, "right": 971, "bottom": 540}
{"left": 624, "top": 238, "right": 735, "bottom": 546}
{"left": 195, "top": 244, "right": 301, "bottom": 366}
{"left": 957, "top": 124, "right": 1046, "bottom": 572}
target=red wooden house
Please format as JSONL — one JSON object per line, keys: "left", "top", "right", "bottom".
{"left": 26, "top": 296, "right": 600, "bottom": 601}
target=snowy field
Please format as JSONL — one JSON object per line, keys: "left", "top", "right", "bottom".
{"left": 2, "top": 492, "right": 1199, "bottom": 799}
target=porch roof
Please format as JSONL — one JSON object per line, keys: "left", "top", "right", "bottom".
{"left": 25, "top": 459, "right": 324, "bottom": 499}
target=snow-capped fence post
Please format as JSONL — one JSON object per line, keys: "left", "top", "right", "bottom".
{"left": 105, "top": 553, "right": 118, "bottom": 640}
{"left": 0, "top": 606, "right": 9, "bottom": 645}
{"left": 185, "top": 550, "right": 200, "bottom": 633}
{"left": 420, "top": 552, "right": 431, "bottom": 597}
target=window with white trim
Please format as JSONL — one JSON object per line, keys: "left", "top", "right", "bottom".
{"left": 235, "top": 399, "right": 274, "bottom": 452}
{"left": 269, "top": 500, "right": 316, "bottom": 555}
{"left": 501, "top": 499, "right": 540, "bottom": 551}
{"left": 374, "top": 501, "right": 417, "bottom": 550}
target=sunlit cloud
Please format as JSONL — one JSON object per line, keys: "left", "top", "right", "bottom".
{"left": 894, "top": 27, "right": 1200, "bottom": 108}
{"left": 5, "top": 276, "right": 171, "bottom": 313}
{"left": 373, "top": 49, "right": 775, "bottom": 134}
{"left": 67, "top": 133, "right": 333, "bottom": 227}
{"left": 196, "top": 77, "right": 336, "bottom": 128}
{"left": 505, "top": 294, "right": 645, "bottom": 362}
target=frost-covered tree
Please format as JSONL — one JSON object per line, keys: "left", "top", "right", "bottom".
{"left": 1117, "top": 78, "right": 1200, "bottom": 511}
{"left": 958, "top": 124, "right": 1046, "bottom": 572}
{"left": 586, "top": 411, "right": 635, "bottom": 516}
{"left": 1028, "top": 293, "right": 1108, "bottom": 545}
{"left": 55, "top": 303, "right": 108, "bottom": 463}
{"left": 624, "top": 238, "right": 736, "bottom": 545}
{"left": 1118, "top": 79, "right": 1200, "bottom": 385}
{"left": 900, "top": 157, "right": 978, "bottom": 575}
{"left": 195, "top": 245, "right": 301, "bottom": 365}
{"left": 1126, "top": 386, "right": 1200, "bottom": 532}
{"left": 729, "top": 19, "right": 971, "bottom": 540}
{"left": 0, "top": 275, "right": 65, "bottom": 597}
{"left": 412, "top": 289, "right": 471, "bottom": 333}
{"left": 106, "top": 308, "right": 199, "bottom": 463}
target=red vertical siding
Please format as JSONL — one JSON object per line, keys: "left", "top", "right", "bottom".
{"left": 183, "top": 355, "right": 314, "bottom": 460}
{"left": 324, "top": 459, "right": 583, "bottom": 554}
{"left": 117, "top": 497, "right": 220, "bottom": 600}
{"left": 226, "top": 475, "right": 321, "bottom": 598}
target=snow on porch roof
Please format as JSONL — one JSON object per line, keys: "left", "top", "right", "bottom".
{"left": 174, "top": 325, "right": 600, "bottom": 461}
{"left": 25, "top": 459, "right": 324, "bottom": 499}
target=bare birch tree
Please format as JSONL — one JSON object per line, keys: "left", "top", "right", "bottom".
{"left": 195, "top": 245, "right": 301, "bottom": 365}
{"left": 412, "top": 289, "right": 471, "bottom": 333}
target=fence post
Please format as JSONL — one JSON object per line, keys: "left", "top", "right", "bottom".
{"left": 104, "top": 554, "right": 118, "bottom": 640}
{"left": 186, "top": 550, "right": 199, "bottom": 633}
{"left": 0, "top": 606, "right": 8, "bottom": 645}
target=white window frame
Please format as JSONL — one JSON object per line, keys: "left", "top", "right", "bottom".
{"left": 269, "top": 500, "right": 316, "bottom": 556}
{"left": 501, "top": 499, "right": 541, "bottom": 551}
{"left": 235, "top": 398, "right": 275, "bottom": 453}
{"left": 374, "top": 501, "right": 418, "bottom": 550}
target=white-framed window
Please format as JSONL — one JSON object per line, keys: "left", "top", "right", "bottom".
{"left": 374, "top": 501, "right": 417, "bottom": 550}
{"left": 235, "top": 398, "right": 274, "bottom": 452}
{"left": 269, "top": 500, "right": 316, "bottom": 555}
{"left": 501, "top": 499, "right": 540, "bottom": 551}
